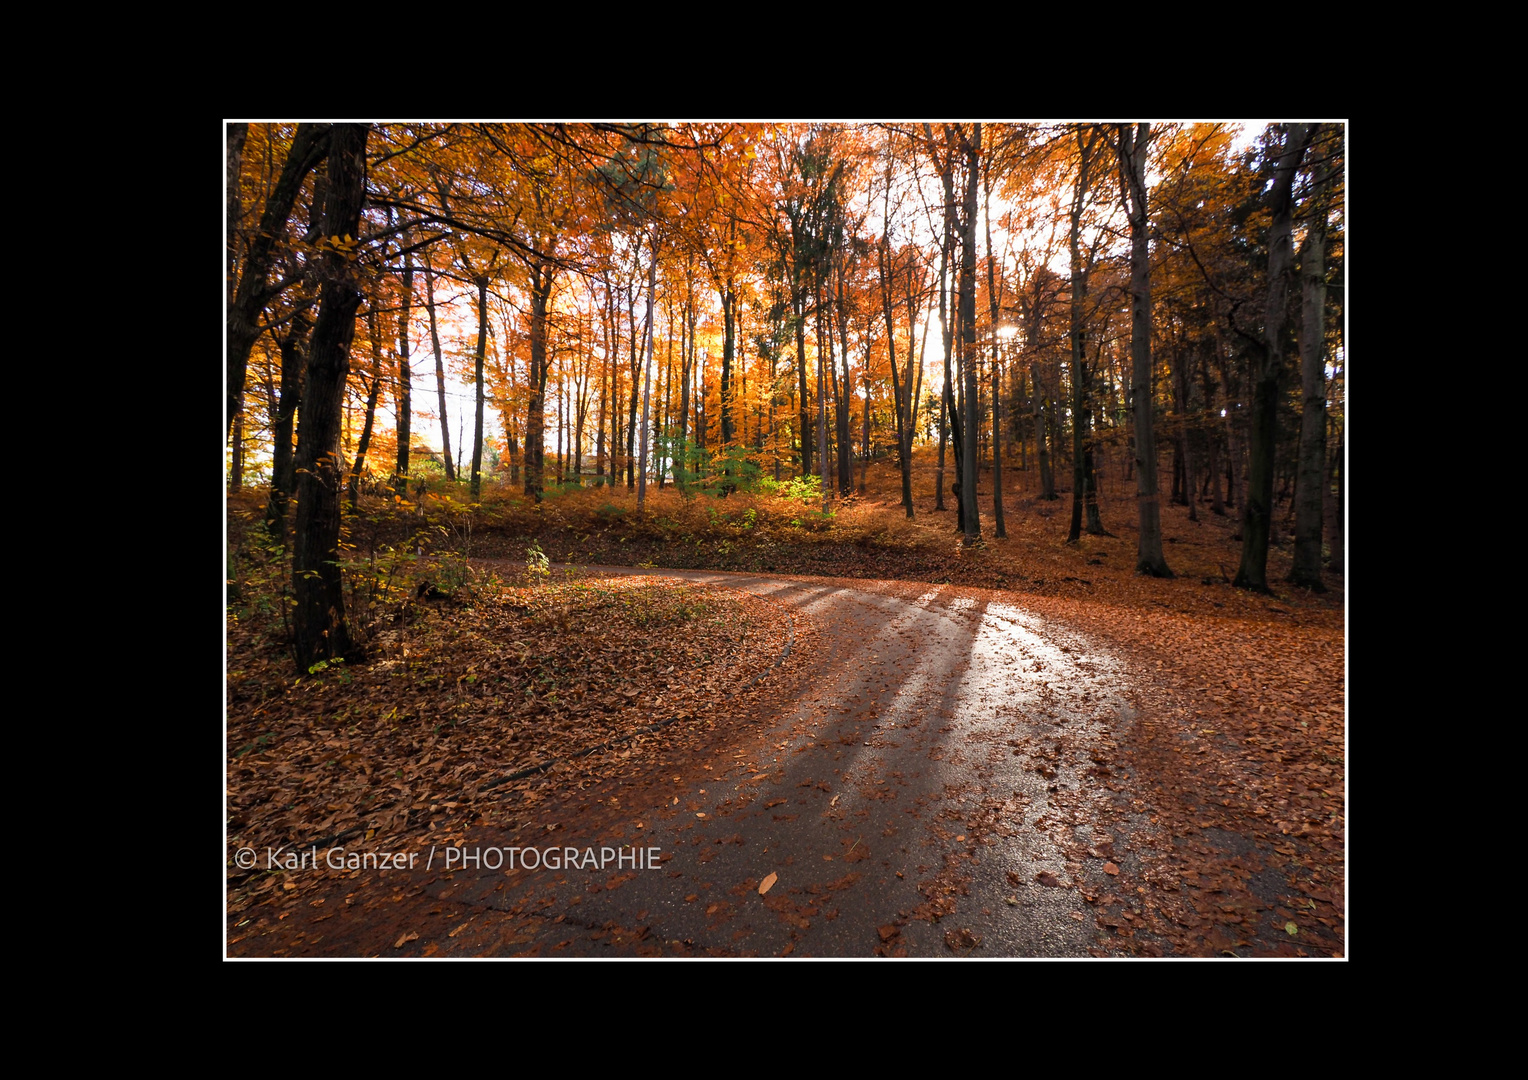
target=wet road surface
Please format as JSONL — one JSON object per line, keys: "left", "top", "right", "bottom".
{"left": 441, "top": 568, "right": 1141, "bottom": 957}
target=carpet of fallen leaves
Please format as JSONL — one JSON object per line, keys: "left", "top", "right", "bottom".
{"left": 227, "top": 562, "right": 793, "bottom": 914}
{"left": 1016, "top": 591, "right": 1343, "bottom": 957}
{"left": 229, "top": 450, "right": 1344, "bottom": 957}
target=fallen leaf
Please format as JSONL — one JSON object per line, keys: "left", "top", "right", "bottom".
{"left": 759, "top": 872, "right": 777, "bottom": 895}
{"left": 393, "top": 931, "right": 419, "bottom": 948}
{"left": 1285, "top": 921, "right": 1299, "bottom": 936}
{"left": 1103, "top": 862, "right": 1120, "bottom": 876}
{"left": 943, "top": 927, "right": 982, "bottom": 949}
{"left": 877, "top": 924, "right": 899, "bottom": 941}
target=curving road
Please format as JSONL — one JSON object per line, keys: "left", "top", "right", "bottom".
{"left": 437, "top": 567, "right": 1143, "bottom": 957}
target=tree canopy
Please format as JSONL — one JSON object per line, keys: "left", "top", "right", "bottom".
{"left": 226, "top": 121, "right": 1345, "bottom": 669}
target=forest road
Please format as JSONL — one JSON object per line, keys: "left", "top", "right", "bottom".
{"left": 434, "top": 567, "right": 1144, "bottom": 957}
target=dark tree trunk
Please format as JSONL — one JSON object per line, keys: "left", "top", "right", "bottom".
{"left": 720, "top": 280, "right": 735, "bottom": 449}
{"left": 794, "top": 278, "right": 811, "bottom": 480}
{"left": 348, "top": 311, "right": 385, "bottom": 510}
{"left": 859, "top": 340, "right": 872, "bottom": 496}
{"left": 626, "top": 275, "right": 641, "bottom": 491}
{"left": 422, "top": 253, "right": 455, "bottom": 481}
{"left": 1291, "top": 133, "right": 1334, "bottom": 591}
{"left": 227, "top": 123, "right": 247, "bottom": 288}
{"left": 394, "top": 238, "right": 413, "bottom": 498}
{"left": 265, "top": 314, "right": 309, "bottom": 536}
{"left": 470, "top": 275, "right": 488, "bottom": 502}
{"left": 881, "top": 239, "right": 914, "bottom": 518}
{"left": 1034, "top": 362, "right": 1056, "bottom": 499}
{"left": 983, "top": 155, "right": 1006, "bottom": 540}
{"left": 1119, "top": 124, "right": 1170, "bottom": 574}
{"left": 228, "top": 124, "right": 330, "bottom": 439}
{"left": 1330, "top": 429, "right": 1344, "bottom": 575}
{"left": 525, "top": 260, "right": 554, "bottom": 501}
{"left": 229, "top": 406, "right": 244, "bottom": 492}
{"left": 958, "top": 125, "right": 982, "bottom": 545}
{"left": 1068, "top": 126, "right": 1105, "bottom": 542}
{"left": 834, "top": 266, "right": 853, "bottom": 497}
{"left": 1236, "top": 124, "right": 1312, "bottom": 592}
{"left": 292, "top": 123, "right": 367, "bottom": 673}
{"left": 1198, "top": 340, "right": 1225, "bottom": 515}
{"left": 815, "top": 272, "right": 830, "bottom": 510}
{"left": 677, "top": 277, "right": 694, "bottom": 489}
{"left": 1118, "top": 146, "right": 1173, "bottom": 565}
{"left": 637, "top": 234, "right": 658, "bottom": 510}
{"left": 1124, "top": 126, "right": 1167, "bottom": 574}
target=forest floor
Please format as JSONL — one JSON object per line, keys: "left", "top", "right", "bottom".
{"left": 225, "top": 454, "right": 1345, "bottom": 958}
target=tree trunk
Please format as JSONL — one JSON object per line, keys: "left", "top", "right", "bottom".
{"left": 1119, "top": 124, "right": 1171, "bottom": 575}
{"left": 1291, "top": 133, "right": 1334, "bottom": 591}
{"left": 227, "top": 123, "right": 248, "bottom": 287}
{"left": 348, "top": 311, "right": 386, "bottom": 510}
{"left": 859, "top": 338, "right": 872, "bottom": 496}
{"left": 229, "top": 405, "right": 244, "bottom": 492}
{"left": 1177, "top": 349, "right": 1198, "bottom": 523}
{"left": 422, "top": 253, "right": 455, "bottom": 481}
{"left": 1235, "top": 124, "right": 1312, "bottom": 592}
{"left": 394, "top": 238, "right": 413, "bottom": 498}
{"left": 881, "top": 239, "right": 914, "bottom": 518}
{"left": 1068, "top": 126, "right": 1105, "bottom": 541}
{"left": 1034, "top": 362, "right": 1055, "bottom": 499}
{"left": 228, "top": 123, "right": 330, "bottom": 438}
{"left": 292, "top": 123, "right": 366, "bottom": 673}
{"left": 794, "top": 276, "right": 811, "bottom": 480}
{"left": 470, "top": 275, "right": 488, "bottom": 502}
{"left": 524, "top": 260, "right": 553, "bottom": 501}
{"left": 626, "top": 275, "right": 641, "bottom": 491}
{"left": 983, "top": 154, "right": 1006, "bottom": 540}
{"left": 1198, "top": 340, "right": 1225, "bottom": 515}
{"left": 958, "top": 125, "right": 982, "bottom": 545}
{"left": 816, "top": 272, "right": 830, "bottom": 511}
{"left": 1330, "top": 428, "right": 1344, "bottom": 575}
{"left": 677, "top": 277, "right": 694, "bottom": 490}
{"left": 834, "top": 264, "right": 854, "bottom": 497}
{"left": 637, "top": 234, "right": 658, "bottom": 511}
{"left": 265, "top": 314, "right": 309, "bottom": 536}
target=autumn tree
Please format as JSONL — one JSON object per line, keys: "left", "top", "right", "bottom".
{"left": 956, "top": 124, "right": 982, "bottom": 545}
{"left": 228, "top": 124, "right": 331, "bottom": 438}
{"left": 1234, "top": 123, "right": 1313, "bottom": 593}
{"left": 1117, "top": 123, "right": 1172, "bottom": 576}
{"left": 291, "top": 123, "right": 368, "bottom": 671}
{"left": 1064, "top": 125, "right": 1109, "bottom": 542}
{"left": 1290, "top": 124, "right": 1341, "bottom": 591}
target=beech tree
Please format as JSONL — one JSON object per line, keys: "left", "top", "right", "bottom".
{"left": 1234, "top": 123, "right": 1312, "bottom": 593}
{"left": 291, "top": 123, "right": 368, "bottom": 671}
{"left": 1065, "top": 125, "right": 1107, "bottom": 542}
{"left": 1290, "top": 124, "right": 1341, "bottom": 591}
{"left": 1118, "top": 123, "right": 1171, "bottom": 576}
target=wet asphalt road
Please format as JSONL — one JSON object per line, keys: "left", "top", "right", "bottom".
{"left": 443, "top": 568, "right": 1140, "bottom": 957}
